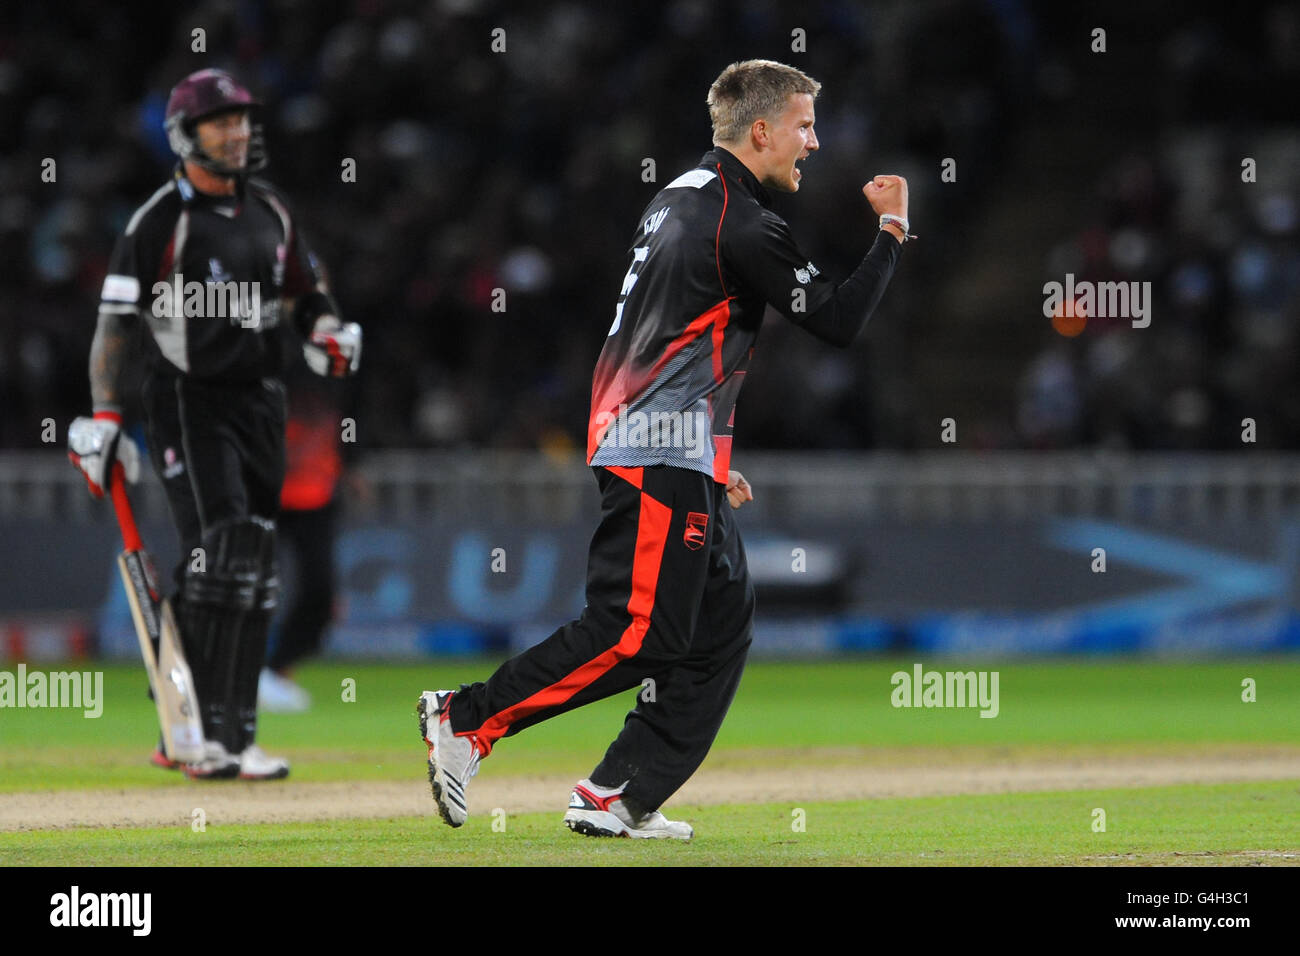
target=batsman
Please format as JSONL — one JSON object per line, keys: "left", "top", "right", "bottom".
{"left": 418, "top": 60, "right": 908, "bottom": 837}
{"left": 68, "top": 69, "right": 361, "bottom": 780}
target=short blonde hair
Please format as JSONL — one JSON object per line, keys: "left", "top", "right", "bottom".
{"left": 707, "top": 60, "right": 821, "bottom": 145}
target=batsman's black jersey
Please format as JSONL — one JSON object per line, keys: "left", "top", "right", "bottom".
{"left": 588, "top": 147, "right": 903, "bottom": 483}
{"left": 97, "top": 168, "right": 321, "bottom": 383}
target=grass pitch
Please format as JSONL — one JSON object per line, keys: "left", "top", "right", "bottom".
{"left": 1, "top": 657, "right": 1297, "bottom": 865}
{"left": 1, "top": 781, "right": 1294, "bottom": 867}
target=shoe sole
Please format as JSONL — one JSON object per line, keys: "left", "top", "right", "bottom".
{"left": 563, "top": 809, "right": 693, "bottom": 841}
{"left": 183, "top": 765, "right": 241, "bottom": 781}
{"left": 239, "top": 765, "right": 290, "bottom": 781}
{"left": 417, "top": 692, "right": 464, "bottom": 828}
{"left": 565, "top": 815, "right": 624, "bottom": 838}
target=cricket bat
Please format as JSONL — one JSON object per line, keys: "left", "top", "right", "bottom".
{"left": 109, "top": 463, "right": 206, "bottom": 763}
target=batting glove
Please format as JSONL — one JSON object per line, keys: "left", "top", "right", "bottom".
{"left": 68, "top": 411, "right": 140, "bottom": 498}
{"left": 304, "top": 316, "right": 362, "bottom": 377}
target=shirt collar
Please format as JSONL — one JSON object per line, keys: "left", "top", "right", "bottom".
{"left": 173, "top": 165, "right": 244, "bottom": 208}
{"left": 701, "top": 146, "right": 771, "bottom": 208}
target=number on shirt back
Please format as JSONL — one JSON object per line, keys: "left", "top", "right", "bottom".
{"left": 608, "top": 246, "right": 648, "bottom": 336}
{"left": 607, "top": 206, "right": 670, "bottom": 336}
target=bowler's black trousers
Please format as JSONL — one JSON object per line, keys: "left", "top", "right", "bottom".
{"left": 449, "top": 464, "right": 755, "bottom": 813}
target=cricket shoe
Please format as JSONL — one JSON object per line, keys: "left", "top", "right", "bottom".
{"left": 150, "top": 735, "right": 181, "bottom": 770}
{"left": 563, "top": 779, "right": 694, "bottom": 840}
{"left": 183, "top": 740, "right": 241, "bottom": 780}
{"left": 150, "top": 748, "right": 181, "bottom": 771}
{"left": 416, "top": 690, "right": 481, "bottom": 827}
{"left": 238, "top": 744, "right": 290, "bottom": 781}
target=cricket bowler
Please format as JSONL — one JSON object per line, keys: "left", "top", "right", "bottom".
{"left": 68, "top": 69, "right": 361, "bottom": 779}
{"left": 418, "top": 59, "right": 908, "bottom": 836}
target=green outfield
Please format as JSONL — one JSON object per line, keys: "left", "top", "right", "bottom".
{"left": 1, "top": 657, "right": 1297, "bottom": 865}
{"left": 4, "top": 782, "right": 1296, "bottom": 867}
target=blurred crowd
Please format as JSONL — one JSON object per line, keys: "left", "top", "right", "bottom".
{"left": 1016, "top": 6, "right": 1300, "bottom": 449}
{"left": 3, "top": 1, "right": 1294, "bottom": 453}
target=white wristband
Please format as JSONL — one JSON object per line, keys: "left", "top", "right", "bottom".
{"left": 879, "top": 214, "right": 916, "bottom": 242}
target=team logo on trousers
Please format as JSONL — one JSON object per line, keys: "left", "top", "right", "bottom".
{"left": 684, "top": 512, "right": 709, "bottom": 550}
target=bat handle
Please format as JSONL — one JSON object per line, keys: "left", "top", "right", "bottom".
{"left": 109, "top": 462, "right": 144, "bottom": 553}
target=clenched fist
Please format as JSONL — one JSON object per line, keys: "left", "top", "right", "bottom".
{"left": 726, "top": 470, "right": 753, "bottom": 510}
{"left": 863, "top": 175, "right": 908, "bottom": 220}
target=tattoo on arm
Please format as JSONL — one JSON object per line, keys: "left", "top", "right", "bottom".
{"left": 89, "top": 312, "right": 138, "bottom": 408}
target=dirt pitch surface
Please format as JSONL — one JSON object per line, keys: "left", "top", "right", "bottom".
{"left": 3, "top": 748, "right": 1298, "bottom": 832}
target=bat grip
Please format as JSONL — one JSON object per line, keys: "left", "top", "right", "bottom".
{"left": 109, "top": 462, "right": 144, "bottom": 552}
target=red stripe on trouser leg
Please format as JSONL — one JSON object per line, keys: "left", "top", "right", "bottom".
{"left": 604, "top": 465, "right": 643, "bottom": 489}
{"left": 467, "top": 490, "right": 674, "bottom": 753}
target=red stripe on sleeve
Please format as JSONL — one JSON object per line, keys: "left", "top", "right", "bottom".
{"left": 710, "top": 303, "right": 729, "bottom": 385}
{"left": 712, "top": 435, "right": 732, "bottom": 483}
{"left": 714, "top": 163, "right": 730, "bottom": 298}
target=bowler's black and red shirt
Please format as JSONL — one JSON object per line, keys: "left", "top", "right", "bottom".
{"left": 97, "top": 167, "right": 321, "bottom": 383}
{"left": 588, "top": 147, "right": 903, "bottom": 483}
